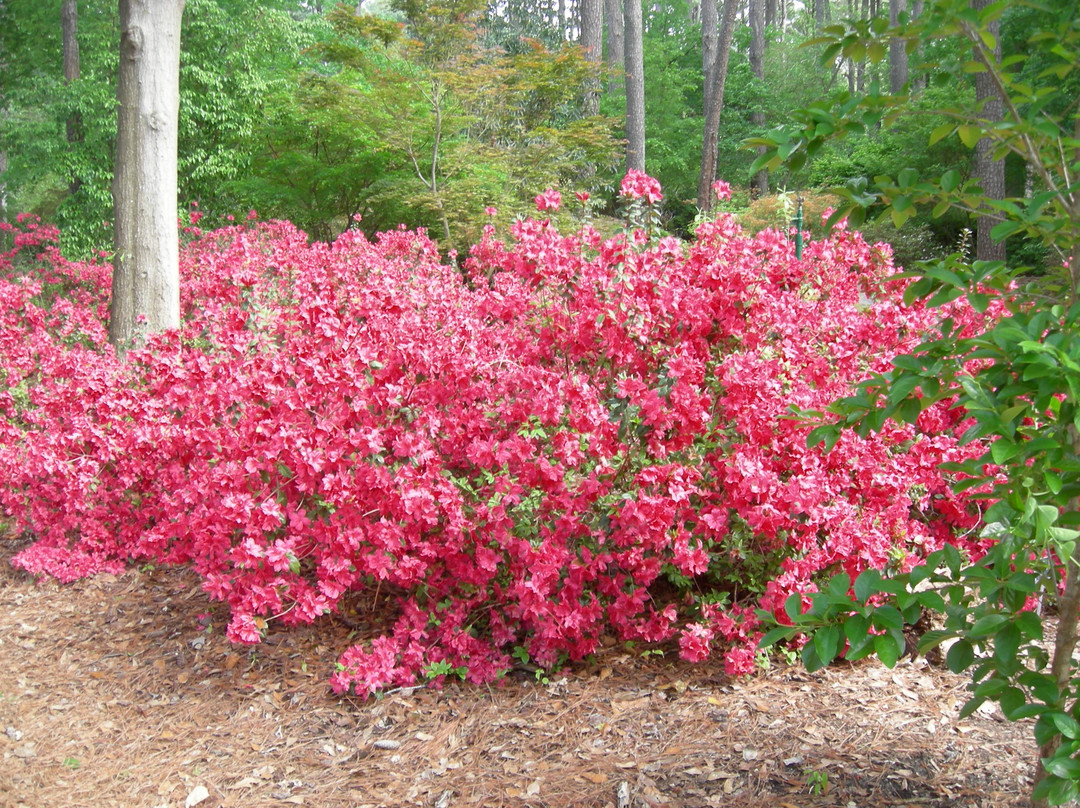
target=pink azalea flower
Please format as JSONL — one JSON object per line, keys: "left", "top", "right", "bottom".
{"left": 534, "top": 188, "right": 561, "bottom": 212}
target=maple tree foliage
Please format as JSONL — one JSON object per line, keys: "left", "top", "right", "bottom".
{"left": 0, "top": 179, "right": 998, "bottom": 696}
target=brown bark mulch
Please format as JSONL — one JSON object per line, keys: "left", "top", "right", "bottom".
{"left": 0, "top": 550, "right": 1035, "bottom": 808}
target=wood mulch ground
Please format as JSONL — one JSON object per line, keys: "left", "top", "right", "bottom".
{"left": 0, "top": 546, "right": 1037, "bottom": 808}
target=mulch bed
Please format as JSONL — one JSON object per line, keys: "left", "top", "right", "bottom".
{"left": 0, "top": 551, "right": 1036, "bottom": 808}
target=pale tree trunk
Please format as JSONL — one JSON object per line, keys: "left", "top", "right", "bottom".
{"left": 748, "top": 0, "right": 767, "bottom": 196}
{"left": 764, "top": 0, "right": 776, "bottom": 26}
{"left": 581, "top": 0, "right": 603, "bottom": 115}
{"left": 623, "top": 0, "right": 645, "bottom": 172}
{"left": 888, "top": 0, "right": 907, "bottom": 94}
{"left": 971, "top": 0, "right": 1005, "bottom": 263}
{"left": 696, "top": 0, "right": 739, "bottom": 210}
{"left": 110, "top": 0, "right": 184, "bottom": 355}
{"left": 604, "top": 0, "right": 624, "bottom": 94}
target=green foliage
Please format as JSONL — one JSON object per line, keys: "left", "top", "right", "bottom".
{"left": 253, "top": 2, "right": 620, "bottom": 251}
{"left": 752, "top": 1, "right": 1080, "bottom": 804}
{"left": 0, "top": 0, "right": 319, "bottom": 256}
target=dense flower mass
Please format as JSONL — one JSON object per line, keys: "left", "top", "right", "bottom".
{"left": 0, "top": 179, "right": 998, "bottom": 695}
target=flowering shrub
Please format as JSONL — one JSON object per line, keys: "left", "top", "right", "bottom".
{"left": 0, "top": 178, "right": 996, "bottom": 695}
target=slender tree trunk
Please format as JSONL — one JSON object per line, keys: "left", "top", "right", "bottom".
{"left": 110, "top": 0, "right": 184, "bottom": 355}
{"left": 888, "top": 0, "right": 907, "bottom": 94}
{"left": 702, "top": 0, "right": 718, "bottom": 97}
{"left": 696, "top": 0, "right": 739, "bottom": 209}
{"left": 581, "top": 0, "right": 603, "bottom": 115}
{"left": 748, "top": 0, "right": 768, "bottom": 196}
{"left": 623, "top": 0, "right": 645, "bottom": 171}
{"left": 62, "top": 0, "right": 83, "bottom": 194}
{"left": 1033, "top": 422, "right": 1080, "bottom": 808}
{"left": 0, "top": 150, "right": 7, "bottom": 221}
{"left": 971, "top": 0, "right": 1005, "bottom": 263}
{"left": 909, "top": 0, "right": 925, "bottom": 89}
{"left": 604, "top": 0, "right": 624, "bottom": 93}
{"left": 857, "top": 0, "right": 868, "bottom": 92}
{"left": 814, "top": 0, "right": 825, "bottom": 29}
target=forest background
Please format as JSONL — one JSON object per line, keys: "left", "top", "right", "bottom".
{"left": 0, "top": 0, "right": 1048, "bottom": 272}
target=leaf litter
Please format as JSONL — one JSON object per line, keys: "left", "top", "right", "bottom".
{"left": 0, "top": 557, "right": 1035, "bottom": 807}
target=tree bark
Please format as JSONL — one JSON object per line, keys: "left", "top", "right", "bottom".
{"left": 62, "top": 0, "right": 83, "bottom": 193}
{"left": 748, "top": 0, "right": 767, "bottom": 196}
{"left": 110, "top": 0, "right": 185, "bottom": 355}
{"left": 909, "top": 0, "right": 924, "bottom": 90}
{"left": 971, "top": 0, "right": 1005, "bottom": 263}
{"left": 604, "top": 0, "right": 623, "bottom": 94}
{"left": 623, "top": 0, "right": 644, "bottom": 172}
{"left": 888, "top": 0, "right": 907, "bottom": 94}
{"left": 702, "top": 0, "right": 717, "bottom": 99}
{"left": 581, "top": 0, "right": 603, "bottom": 115}
{"left": 696, "top": 0, "right": 739, "bottom": 210}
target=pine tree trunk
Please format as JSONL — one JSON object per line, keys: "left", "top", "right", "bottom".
{"left": 696, "top": 0, "right": 739, "bottom": 209}
{"left": 109, "top": 0, "right": 184, "bottom": 355}
{"left": 623, "top": 0, "right": 645, "bottom": 171}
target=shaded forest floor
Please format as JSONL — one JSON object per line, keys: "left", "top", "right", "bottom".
{"left": 0, "top": 546, "right": 1037, "bottom": 808}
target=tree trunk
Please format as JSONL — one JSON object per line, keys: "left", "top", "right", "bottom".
{"left": 623, "top": 0, "right": 645, "bottom": 172}
{"left": 748, "top": 0, "right": 767, "bottom": 196}
{"left": 604, "top": 0, "right": 624, "bottom": 93}
{"left": 581, "top": 0, "right": 603, "bottom": 115}
{"left": 696, "top": 0, "right": 739, "bottom": 210}
{"left": 110, "top": 0, "right": 184, "bottom": 355}
{"left": 910, "top": 0, "right": 925, "bottom": 90}
{"left": 1033, "top": 424, "right": 1080, "bottom": 808}
{"left": 0, "top": 150, "right": 7, "bottom": 221}
{"left": 702, "top": 0, "right": 717, "bottom": 97}
{"left": 888, "top": 0, "right": 907, "bottom": 94}
{"left": 62, "top": 0, "right": 83, "bottom": 195}
{"left": 764, "top": 0, "right": 776, "bottom": 26}
{"left": 971, "top": 0, "right": 1005, "bottom": 263}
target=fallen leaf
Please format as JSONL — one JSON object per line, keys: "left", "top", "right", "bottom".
{"left": 581, "top": 772, "right": 608, "bottom": 784}
{"left": 185, "top": 785, "right": 210, "bottom": 807}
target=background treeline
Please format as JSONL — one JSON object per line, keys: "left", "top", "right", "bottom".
{"left": 0, "top": 0, "right": 1059, "bottom": 269}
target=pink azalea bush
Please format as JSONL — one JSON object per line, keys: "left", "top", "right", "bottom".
{"left": 0, "top": 177, "right": 998, "bottom": 696}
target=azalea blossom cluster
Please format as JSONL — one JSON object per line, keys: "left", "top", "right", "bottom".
{"left": 0, "top": 178, "right": 996, "bottom": 695}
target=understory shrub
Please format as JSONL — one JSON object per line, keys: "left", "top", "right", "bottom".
{"left": 0, "top": 181, "right": 998, "bottom": 696}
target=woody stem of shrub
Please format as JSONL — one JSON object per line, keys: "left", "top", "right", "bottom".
{"left": 1034, "top": 424, "right": 1080, "bottom": 808}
